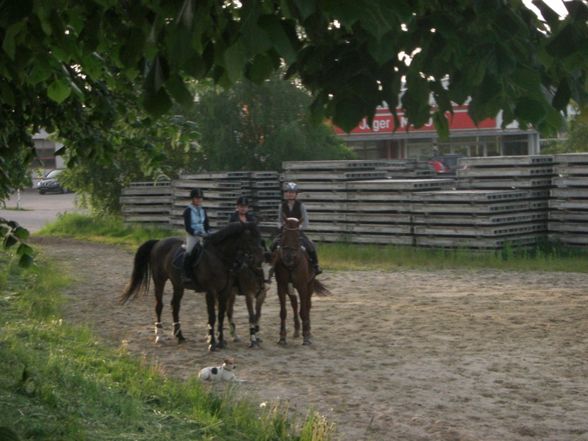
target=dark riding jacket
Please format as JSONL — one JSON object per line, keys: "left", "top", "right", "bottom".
{"left": 228, "top": 211, "right": 257, "bottom": 224}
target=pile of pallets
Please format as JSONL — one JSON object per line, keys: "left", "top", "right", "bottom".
{"left": 457, "top": 155, "right": 554, "bottom": 190}
{"left": 172, "top": 172, "right": 250, "bottom": 229}
{"left": 279, "top": 160, "right": 454, "bottom": 244}
{"left": 246, "top": 171, "right": 281, "bottom": 227}
{"left": 412, "top": 189, "right": 549, "bottom": 249}
{"left": 171, "top": 171, "right": 281, "bottom": 230}
{"left": 120, "top": 181, "right": 173, "bottom": 227}
{"left": 549, "top": 153, "right": 588, "bottom": 247}
{"left": 376, "top": 159, "right": 436, "bottom": 178}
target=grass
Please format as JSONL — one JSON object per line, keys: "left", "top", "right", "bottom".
{"left": 0, "top": 252, "right": 333, "bottom": 441}
{"left": 39, "top": 212, "right": 588, "bottom": 273}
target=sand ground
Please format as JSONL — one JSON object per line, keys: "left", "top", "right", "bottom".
{"left": 34, "top": 237, "right": 588, "bottom": 441}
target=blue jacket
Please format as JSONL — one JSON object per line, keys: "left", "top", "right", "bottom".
{"left": 183, "top": 204, "right": 210, "bottom": 236}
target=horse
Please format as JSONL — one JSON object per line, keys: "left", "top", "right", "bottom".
{"left": 226, "top": 261, "right": 268, "bottom": 348}
{"left": 272, "top": 217, "right": 330, "bottom": 345}
{"left": 119, "top": 222, "right": 265, "bottom": 351}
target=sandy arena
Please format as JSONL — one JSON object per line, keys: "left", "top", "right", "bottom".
{"left": 34, "top": 237, "right": 588, "bottom": 441}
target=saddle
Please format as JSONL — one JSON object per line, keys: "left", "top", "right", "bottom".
{"left": 173, "top": 245, "right": 204, "bottom": 286}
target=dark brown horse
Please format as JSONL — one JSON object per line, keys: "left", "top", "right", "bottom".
{"left": 120, "top": 222, "right": 265, "bottom": 351}
{"left": 227, "top": 262, "right": 268, "bottom": 348}
{"left": 272, "top": 217, "right": 330, "bottom": 345}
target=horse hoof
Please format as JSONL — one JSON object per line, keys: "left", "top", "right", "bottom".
{"left": 217, "top": 340, "right": 227, "bottom": 349}
{"left": 155, "top": 336, "right": 162, "bottom": 344}
{"left": 302, "top": 338, "right": 312, "bottom": 345}
{"left": 177, "top": 337, "right": 187, "bottom": 344}
{"left": 278, "top": 339, "right": 287, "bottom": 346}
{"left": 248, "top": 340, "right": 259, "bottom": 348}
{"left": 293, "top": 331, "right": 300, "bottom": 339}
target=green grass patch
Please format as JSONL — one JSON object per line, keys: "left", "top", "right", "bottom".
{"left": 38, "top": 213, "right": 178, "bottom": 250}
{"left": 0, "top": 252, "right": 333, "bottom": 441}
{"left": 38, "top": 213, "right": 588, "bottom": 273}
{"left": 320, "top": 240, "right": 588, "bottom": 272}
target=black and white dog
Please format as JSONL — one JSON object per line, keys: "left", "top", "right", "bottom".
{"left": 198, "top": 358, "right": 241, "bottom": 382}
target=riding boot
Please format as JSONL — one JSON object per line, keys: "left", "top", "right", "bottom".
{"left": 183, "top": 251, "right": 193, "bottom": 282}
{"left": 308, "top": 249, "right": 322, "bottom": 275}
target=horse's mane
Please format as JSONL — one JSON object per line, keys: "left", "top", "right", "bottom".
{"left": 206, "top": 222, "right": 259, "bottom": 246}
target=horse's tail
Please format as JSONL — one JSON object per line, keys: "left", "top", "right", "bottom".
{"left": 119, "top": 239, "right": 158, "bottom": 305}
{"left": 313, "top": 278, "right": 331, "bottom": 297}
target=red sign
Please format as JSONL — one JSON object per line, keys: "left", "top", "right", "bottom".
{"left": 334, "top": 106, "right": 497, "bottom": 135}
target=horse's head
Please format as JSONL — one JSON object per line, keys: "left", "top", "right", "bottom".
{"left": 281, "top": 217, "right": 301, "bottom": 249}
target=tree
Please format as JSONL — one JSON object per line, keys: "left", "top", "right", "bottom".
{"left": 2, "top": 0, "right": 588, "bottom": 261}
{"left": 192, "top": 76, "right": 354, "bottom": 171}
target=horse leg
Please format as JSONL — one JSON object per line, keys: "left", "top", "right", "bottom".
{"left": 245, "top": 290, "right": 259, "bottom": 348}
{"left": 253, "top": 286, "right": 267, "bottom": 343}
{"left": 206, "top": 291, "right": 217, "bottom": 351}
{"left": 153, "top": 278, "right": 165, "bottom": 344}
{"left": 277, "top": 279, "right": 289, "bottom": 345}
{"left": 287, "top": 283, "right": 301, "bottom": 338}
{"left": 227, "top": 288, "right": 240, "bottom": 342}
{"left": 298, "top": 286, "right": 312, "bottom": 345}
{"left": 216, "top": 290, "right": 228, "bottom": 349}
{"left": 170, "top": 284, "right": 186, "bottom": 343}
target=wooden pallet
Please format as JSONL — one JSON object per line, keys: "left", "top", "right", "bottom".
{"left": 459, "top": 155, "right": 553, "bottom": 167}
{"left": 414, "top": 234, "right": 542, "bottom": 249}
{"left": 413, "top": 211, "right": 547, "bottom": 226}
{"left": 457, "top": 166, "right": 554, "bottom": 178}
{"left": 553, "top": 153, "right": 588, "bottom": 164}
{"left": 413, "top": 222, "right": 546, "bottom": 237}
{"left": 457, "top": 177, "right": 553, "bottom": 189}
{"left": 282, "top": 160, "right": 382, "bottom": 170}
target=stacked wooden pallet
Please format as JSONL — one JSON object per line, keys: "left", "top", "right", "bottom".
{"left": 172, "top": 172, "right": 251, "bottom": 229}
{"left": 120, "top": 181, "right": 173, "bottom": 227}
{"left": 412, "top": 190, "right": 549, "bottom": 249}
{"left": 247, "top": 171, "right": 281, "bottom": 226}
{"left": 457, "top": 155, "right": 554, "bottom": 190}
{"left": 549, "top": 153, "right": 588, "bottom": 247}
{"left": 376, "top": 159, "right": 436, "bottom": 178}
{"left": 280, "top": 159, "right": 454, "bottom": 244}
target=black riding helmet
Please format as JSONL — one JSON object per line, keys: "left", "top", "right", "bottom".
{"left": 190, "top": 188, "right": 204, "bottom": 198}
{"left": 236, "top": 196, "right": 249, "bottom": 206}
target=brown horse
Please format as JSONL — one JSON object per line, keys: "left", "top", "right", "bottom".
{"left": 272, "top": 217, "right": 330, "bottom": 345}
{"left": 120, "top": 222, "right": 265, "bottom": 351}
{"left": 227, "top": 262, "right": 268, "bottom": 348}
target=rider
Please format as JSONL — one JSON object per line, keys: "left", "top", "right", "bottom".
{"left": 274, "top": 182, "right": 322, "bottom": 275}
{"left": 228, "top": 196, "right": 257, "bottom": 224}
{"left": 183, "top": 188, "right": 210, "bottom": 281}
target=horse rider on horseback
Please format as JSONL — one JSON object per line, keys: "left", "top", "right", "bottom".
{"left": 228, "top": 196, "right": 257, "bottom": 224}
{"left": 183, "top": 188, "right": 210, "bottom": 281}
{"left": 271, "top": 182, "right": 322, "bottom": 275}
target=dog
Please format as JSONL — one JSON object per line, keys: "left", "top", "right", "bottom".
{"left": 198, "top": 358, "right": 241, "bottom": 382}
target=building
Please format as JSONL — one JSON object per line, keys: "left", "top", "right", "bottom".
{"left": 31, "top": 130, "right": 64, "bottom": 170}
{"left": 335, "top": 105, "right": 540, "bottom": 160}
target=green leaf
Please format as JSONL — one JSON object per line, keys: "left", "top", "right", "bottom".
{"left": 333, "top": 97, "right": 366, "bottom": 133}
{"left": 143, "top": 87, "right": 173, "bottom": 116}
{"left": 4, "top": 234, "right": 17, "bottom": 249}
{"left": 19, "top": 253, "right": 34, "bottom": 268}
{"left": 165, "top": 74, "right": 193, "bottom": 107}
{"left": 432, "top": 110, "right": 449, "bottom": 140}
{"left": 16, "top": 243, "right": 33, "bottom": 256}
{"left": 29, "top": 63, "right": 52, "bottom": 84}
{"left": 47, "top": 78, "right": 71, "bottom": 103}
{"left": 293, "top": 0, "right": 315, "bottom": 21}
{"left": 13, "top": 226, "right": 29, "bottom": 240}
{"left": 223, "top": 40, "right": 247, "bottom": 83}
{"left": 258, "top": 15, "right": 297, "bottom": 63}
{"left": 247, "top": 53, "right": 275, "bottom": 84}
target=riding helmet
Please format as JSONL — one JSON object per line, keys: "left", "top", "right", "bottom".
{"left": 284, "top": 182, "right": 299, "bottom": 192}
{"left": 236, "top": 196, "right": 250, "bottom": 206}
{"left": 190, "top": 188, "right": 204, "bottom": 198}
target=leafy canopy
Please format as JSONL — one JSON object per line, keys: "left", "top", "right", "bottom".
{"left": 2, "top": 0, "right": 588, "bottom": 262}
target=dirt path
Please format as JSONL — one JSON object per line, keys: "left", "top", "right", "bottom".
{"left": 35, "top": 237, "right": 588, "bottom": 441}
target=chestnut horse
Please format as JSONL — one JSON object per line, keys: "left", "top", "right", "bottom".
{"left": 120, "top": 222, "right": 264, "bottom": 351}
{"left": 272, "top": 217, "right": 330, "bottom": 345}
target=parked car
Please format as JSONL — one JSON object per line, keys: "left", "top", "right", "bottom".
{"left": 37, "top": 169, "right": 67, "bottom": 194}
{"left": 428, "top": 154, "right": 464, "bottom": 175}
